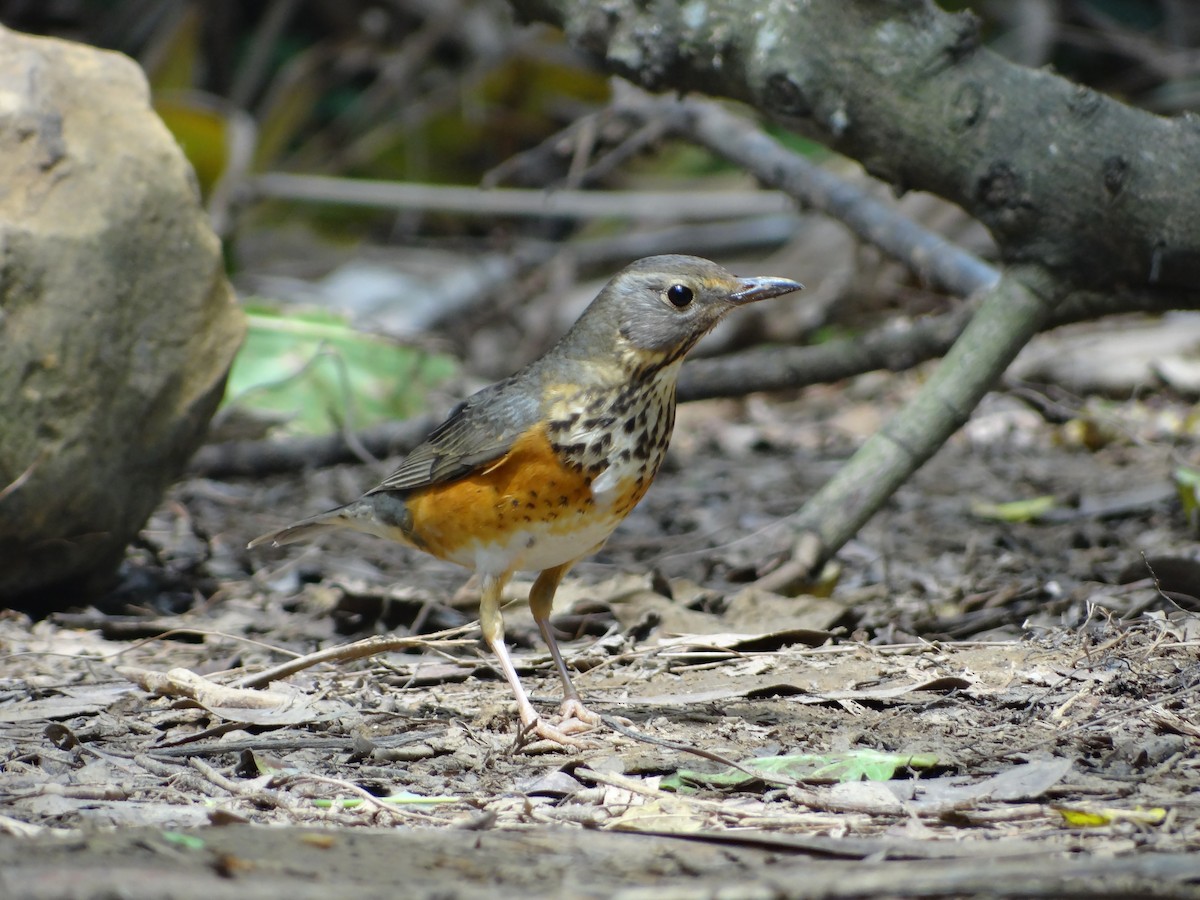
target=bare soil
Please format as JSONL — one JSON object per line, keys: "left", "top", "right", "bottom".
{"left": 4, "top": 371, "right": 1200, "bottom": 898}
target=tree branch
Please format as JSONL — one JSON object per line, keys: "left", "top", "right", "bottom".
{"left": 659, "top": 95, "right": 999, "bottom": 298}
{"left": 788, "top": 265, "right": 1059, "bottom": 568}
{"left": 511, "top": 0, "right": 1200, "bottom": 291}
{"left": 251, "top": 172, "right": 794, "bottom": 221}
{"left": 190, "top": 417, "right": 436, "bottom": 479}
{"left": 677, "top": 305, "right": 973, "bottom": 402}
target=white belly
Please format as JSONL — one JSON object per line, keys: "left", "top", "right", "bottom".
{"left": 457, "top": 512, "right": 624, "bottom": 577}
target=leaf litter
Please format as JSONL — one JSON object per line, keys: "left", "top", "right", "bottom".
{"left": 3, "top": 374, "right": 1200, "bottom": 894}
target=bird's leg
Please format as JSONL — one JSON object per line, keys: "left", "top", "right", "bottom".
{"left": 478, "top": 572, "right": 588, "bottom": 748}
{"left": 529, "top": 562, "right": 601, "bottom": 732}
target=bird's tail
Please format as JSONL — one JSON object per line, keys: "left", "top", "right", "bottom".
{"left": 247, "top": 511, "right": 345, "bottom": 548}
{"left": 247, "top": 494, "right": 414, "bottom": 549}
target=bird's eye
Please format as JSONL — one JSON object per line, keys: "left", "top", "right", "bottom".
{"left": 666, "top": 284, "right": 694, "bottom": 307}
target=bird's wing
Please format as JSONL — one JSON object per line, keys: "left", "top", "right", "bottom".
{"left": 369, "top": 375, "right": 542, "bottom": 493}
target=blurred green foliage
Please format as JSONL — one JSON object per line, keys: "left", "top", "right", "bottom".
{"left": 223, "top": 305, "right": 458, "bottom": 436}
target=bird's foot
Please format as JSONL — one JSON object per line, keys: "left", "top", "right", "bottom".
{"left": 559, "top": 698, "right": 634, "bottom": 731}
{"left": 513, "top": 715, "right": 599, "bottom": 752}
{"left": 556, "top": 698, "right": 602, "bottom": 731}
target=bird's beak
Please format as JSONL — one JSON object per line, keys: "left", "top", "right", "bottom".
{"left": 729, "top": 275, "right": 804, "bottom": 304}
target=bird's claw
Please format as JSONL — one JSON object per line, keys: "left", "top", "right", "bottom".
{"left": 557, "top": 698, "right": 602, "bottom": 728}
{"left": 513, "top": 715, "right": 598, "bottom": 752}
{"left": 512, "top": 698, "right": 607, "bottom": 751}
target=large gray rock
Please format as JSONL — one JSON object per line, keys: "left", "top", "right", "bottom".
{"left": 0, "top": 25, "right": 245, "bottom": 605}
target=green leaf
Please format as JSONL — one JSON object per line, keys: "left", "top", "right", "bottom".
{"left": 662, "top": 749, "right": 938, "bottom": 791}
{"left": 160, "top": 831, "right": 207, "bottom": 851}
{"left": 222, "top": 304, "right": 458, "bottom": 436}
{"left": 970, "top": 495, "right": 1057, "bottom": 523}
{"left": 1174, "top": 466, "right": 1200, "bottom": 534}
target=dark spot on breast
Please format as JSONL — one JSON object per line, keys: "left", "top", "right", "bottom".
{"left": 549, "top": 412, "right": 581, "bottom": 435}
{"left": 623, "top": 417, "right": 637, "bottom": 434}
{"left": 558, "top": 495, "right": 569, "bottom": 507}
{"left": 619, "top": 449, "right": 631, "bottom": 463}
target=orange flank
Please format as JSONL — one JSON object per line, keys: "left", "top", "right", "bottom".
{"left": 403, "top": 424, "right": 599, "bottom": 561}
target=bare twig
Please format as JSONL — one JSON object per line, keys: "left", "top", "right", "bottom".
{"left": 483, "top": 103, "right": 666, "bottom": 190}
{"left": 251, "top": 172, "right": 795, "bottom": 220}
{"left": 188, "top": 756, "right": 302, "bottom": 813}
{"left": 228, "top": 0, "right": 302, "bottom": 109}
{"left": 565, "top": 213, "right": 802, "bottom": 268}
{"left": 787, "top": 266, "right": 1060, "bottom": 572}
{"left": 228, "top": 625, "right": 478, "bottom": 689}
{"left": 189, "top": 416, "right": 436, "bottom": 479}
{"left": 0, "top": 449, "right": 45, "bottom": 503}
{"left": 677, "top": 302, "right": 973, "bottom": 402}
{"left": 326, "top": 1, "right": 465, "bottom": 171}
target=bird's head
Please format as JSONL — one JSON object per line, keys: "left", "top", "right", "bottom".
{"left": 558, "top": 255, "right": 803, "bottom": 375}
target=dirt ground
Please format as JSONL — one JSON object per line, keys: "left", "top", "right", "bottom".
{"left": 4, "top": 368, "right": 1200, "bottom": 898}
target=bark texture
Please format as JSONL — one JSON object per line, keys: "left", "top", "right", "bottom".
{"left": 511, "top": 0, "right": 1200, "bottom": 293}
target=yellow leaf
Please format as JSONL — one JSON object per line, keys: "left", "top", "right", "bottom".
{"left": 1055, "top": 805, "right": 1166, "bottom": 827}
{"left": 970, "top": 495, "right": 1057, "bottom": 523}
